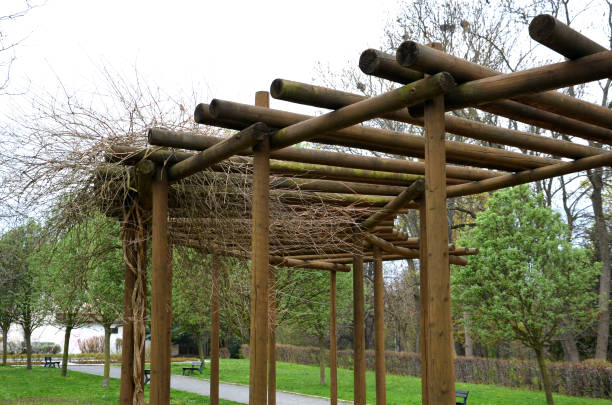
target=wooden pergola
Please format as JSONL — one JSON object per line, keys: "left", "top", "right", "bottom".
{"left": 104, "top": 15, "right": 612, "bottom": 405}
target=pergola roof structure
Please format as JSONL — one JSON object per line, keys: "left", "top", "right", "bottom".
{"left": 108, "top": 14, "right": 612, "bottom": 405}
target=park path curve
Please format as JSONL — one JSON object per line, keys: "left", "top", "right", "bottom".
{"left": 68, "top": 364, "right": 344, "bottom": 405}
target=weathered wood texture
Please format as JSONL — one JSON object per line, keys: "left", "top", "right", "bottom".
{"left": 150, "top": 168, "right": 172, "bottom": 405}
{"left": 418, "top": 199, "right": 429, "bottom": 405}
{"left": 353, "top": 254, "right": 366, "bottom": 405}
{"left": 373, "top": 246, "right": 386, "bottom": 405}
{"left": 267, "top": 73, "right": 455, "bottom": 150}
{"left": 423, "top": 93, "right": 455, "bottom": 404}
{"left": 271, "top": 79, "right": 605, "bottom": 159}
{"left": 329, "top": 271, "right": 338, "bottom": 405}
{"left": 211, "top": 254, "right": 220, "bottom": 405}
{"left": 250, "top": 91, "right": 270, "bottom": 405}
{"left": 268, "top": 266, "right": 277, "bottom": 405}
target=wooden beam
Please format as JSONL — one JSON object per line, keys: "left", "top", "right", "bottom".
{"left": 329, "top": 271, "right": 338, "bottom": 405}
{"left": 361, "top": 180, "right": 424, "bottom": 230}
{"left": 250, "top": 91, "right": 270, "bottom": 405}
{"left": 150, "top": 168, "right": 172, "bottom": 405}
{"left": 359, "top": 48, "right": 423, "bottom": 83}
{"left": 402, "top": 43, "right": 612, "bottom": 131}
{"left": 271, "top": 78, "right": 610, "bottom": 155}
{"left": 119, "top": 221, "right": 136, "bottom": 405}
{"left": 423, "top": 87, "right": 455, "bottom": 404}
{"left": 268, "top": 266, "right": 277, "bottom": 405}
{"left": 210, "top": 254, "right": 220, "bottom": 405}
{"left": 529, "top": 14, "right": 608, "bottom": 61}
{"left": 167, "top": 122, "right": 269, "bottom": 181}
{"left": 266, "top": 73, "right": 455, "bottom": 150}
{"left": 373, "top": 246, "right": 386, "bottom": 405}
{"left": 209, "top": 99, "right": 557, "bottom": 171}
{"left": 418, "top": 199, "right": 429, "bottom": 405}
{"left": 447, "top": 151, "right": 612, "bottom": 198}
{"left": 353, "top": 253, "right": 366, "bottom": 405}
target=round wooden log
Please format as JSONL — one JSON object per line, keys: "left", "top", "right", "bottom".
{"left": 267, "top": 73, "right": 456, "bottom": 150}
{"left": 270, "top": 79, "right": 603, "bottom": 159}
{"left": 399, "top": 41, "right": 612, "bottom": 132}
{"left": 271, "top": 178, "right": 406, "bottom": 196}
{"left": 529, "top": 14, "right": 608, "bottom": 59}
{"left": 210, "top": 99, "right": 557, "bottom": 170}
{"left": 361, "top": 180, "right": 424, "bottom": 229}
{"left": 150, "top": 125, "right": 493, "bottom": 180}
{"left": 167, "top": 122, "right": 269, "bottom": 181}
{"left": 447, "top": 151, "right": 612, "bottom": 197}
{"left": 359, "top": 49, "right": 424, "bottom": 84}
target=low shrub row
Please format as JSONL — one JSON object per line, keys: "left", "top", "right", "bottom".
{"left": 5, "top": 341, "right": 61, "bottom": 355}
{"left": 243, "top": 344, "right": 612, "bottom": 399}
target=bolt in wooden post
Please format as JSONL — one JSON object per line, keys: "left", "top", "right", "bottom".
{"left": 330, "top": 270, "right": 338, "bottom": 405}
{"left": 151, "top": 167, "right": 172, "bottom": 405}
{"left": 373, "top": 246, "right": 386, "bottom": 405}
{"left": 353, "top": 253, "right": 366, "bottom": 405}
{"left": 250, "top": 91, "right": 270, "bottom": 405}
{"left": 423, "top": 91, "right": 455, "bottom": 403}
{"left": 211, "top": 254, "right": 220, "bottom": 405}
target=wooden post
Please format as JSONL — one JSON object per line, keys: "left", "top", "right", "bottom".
{"left": 418, "top": 198, "right": 429, "bottom": 405}
{"left": 373, "top": 246, "right": 386, "bottom": 405}
{"left": 250, "top": 90, "right": 270, "bottom": 405}
{"left": 151, "top": 167, "right": 172, "bottom": 405}
{"left": 330, "top": 270, "right": 338, "bottom": 405}
{"left": 423, "top": 90, "right": 455, "bottom": 403}
{"left": 268, "top": 266, "right": 276, "bottom": 405}
{"left": 211, "top": 254, "right": 220, "bottom": 405}
{"left": 353, "top": 253, "right": 366, "bottom": 405}
{"left": 119, "top": 221, "right": 136, "bottom": 405}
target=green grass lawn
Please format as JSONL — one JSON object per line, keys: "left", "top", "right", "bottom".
{"left": 0, "top": 365, "right": 240, "bottom": 405}
{"left": 170, "top": 359, "right": 610, "bottom": 405}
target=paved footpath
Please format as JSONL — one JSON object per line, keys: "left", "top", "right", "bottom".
{"left": 68, "top": 364, "right": 345, "bottom": 405}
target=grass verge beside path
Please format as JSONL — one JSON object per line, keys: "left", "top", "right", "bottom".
{"left": 171, "top": 359, "right": 609, "bottom": 405}
{"left": 0, "top": 365, "right": 241, "bottom": 405}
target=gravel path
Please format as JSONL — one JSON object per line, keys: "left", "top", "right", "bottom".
{"left": 68, "top": 364, "right": 344, "bottom": 405}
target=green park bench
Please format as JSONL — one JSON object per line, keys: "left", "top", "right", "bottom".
{"left": 43, "top": 356, "right": 61, "bottom": 368}
{"left": 182, "top": 361, "right": 203, "bottom": 376}
{"left": 456, "top": 389, "right": 469, "bottom": 404}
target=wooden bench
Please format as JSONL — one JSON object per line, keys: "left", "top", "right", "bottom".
{"left": 43, "top": 356, "right": 61, "bottom": 368}
{"left": 182, "top": 361, "right": 203, "bottom": 376}
{"left": 144, "top": 369, "right": 150, "bottom": 384}
{"left": 456, "top": 389, "right": 469, "bottom": 404}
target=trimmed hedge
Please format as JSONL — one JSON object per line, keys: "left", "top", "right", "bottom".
{"left": 243, "top": 344, "right": 612, "bottom": 399}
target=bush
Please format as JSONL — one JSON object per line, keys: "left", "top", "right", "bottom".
{"left": 219, "top": 347, "right": 230, "bottom": 359}
{"left": 77, "top": 336, "right": 104, "bottom": 353}
{"left": 6, "top": 341, "right": 60, "bottom": 354}
{"left": 246, "top": 344, "right": 612, "bottom": 399}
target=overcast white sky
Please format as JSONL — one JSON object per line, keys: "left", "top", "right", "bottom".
{"left": 3, "top": 0, "right": 400, "bottom": 111}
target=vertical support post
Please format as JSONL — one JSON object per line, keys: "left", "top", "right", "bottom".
{"left": 151, "top": 167, "right": 172, "bottom": 405}
{"left": 423, "top": 91, "right": 455, "bottom": 403}
{"left": 353, "top": 254, "right": 366, "bottom": 405}
{"left": 418, "top": 199, "right": 429, "bottom": 405}
{"left": 211, "top": 254, "right": 220, "bottom": 405}
{"left": 250, "top": 90, "right": 270, "bottom": 405}
{"left": 373, "top": 246, "right": 386, "bottom": 405}
{"left": 268, "top": 266, "right": 276, "bottom": 405}
{"left": 119, "top": 221, "right": 136, "bottom": 405}
{"left": 329, "top": 270, "right": 338, "bottom": 405}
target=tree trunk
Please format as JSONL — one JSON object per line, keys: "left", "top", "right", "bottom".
{"left": 2, "top": 326, "right": 8, "bottom": 365}
{"left": 24, "top": 328, "right": 32, "bottom": 370}
{"left": 198, "top": 333, "right": 206, "bottom": 367}
{"left": 560, "top": 331, "right": 580, "bottom": 362}
{"left": 103, "top": 324, "right": 111, "bottom": 387}
{"left": 588, "top": 169, "right": 611, "bottom": 361}
{"left": 463, "top": 313, "right": 473, "bottom": 357}
{"left": 61, "top": 326, "right": 72, "bottom": 377}
{"left": 534, "top": 346, "right": 555, "bottom": 405}
{"left": 319, "top": 335, "right": 326, "bottom": 385}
